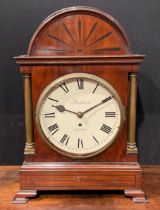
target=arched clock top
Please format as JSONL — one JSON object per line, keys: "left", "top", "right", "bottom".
{"left": 28, "top": 6, "right": 132, "bottom": 56}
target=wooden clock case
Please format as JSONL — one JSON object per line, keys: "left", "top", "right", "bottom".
{"left": 13, "top": 6, "right": 148, "bottom": 203}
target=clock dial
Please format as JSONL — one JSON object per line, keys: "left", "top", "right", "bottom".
{"left": 36, "top": 73, "right": 124, "bottom": 158}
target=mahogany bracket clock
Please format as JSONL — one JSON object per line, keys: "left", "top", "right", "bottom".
{"left": 13, "top": 6, "right": 148, "bottom": 203}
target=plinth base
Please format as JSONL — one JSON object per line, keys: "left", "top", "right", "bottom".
{"left": 13, "top": 162, "right": 148, "bottom": 204}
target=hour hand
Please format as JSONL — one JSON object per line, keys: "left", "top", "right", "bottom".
{"left": 52, "top": 105, "right": 65, "bottom": 112}
{"left": 52, "top": 105, "right": 77, "bottom": 115}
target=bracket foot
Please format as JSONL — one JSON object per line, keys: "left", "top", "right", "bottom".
{"left": 12, "top": 190, "right": 37, "bottom": 204}
{"left": 124, "top": 189, "right": 149, "bottom": 203}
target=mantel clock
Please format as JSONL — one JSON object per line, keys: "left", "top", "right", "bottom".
{"left": 13, "top": 6, "right": 148, "bottom": 203}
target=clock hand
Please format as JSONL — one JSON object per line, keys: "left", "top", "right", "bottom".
{"left": 52, "top": 96, "right": 112, "bottom": 118}
{"left": 82, "top": 96, "right": 113, "bottom": 115}
{"left": 52, "top": 105, "right": 78, "bottom": 115}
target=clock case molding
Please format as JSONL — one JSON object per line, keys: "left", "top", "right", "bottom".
{"left": 13, "top": 6, "right": 148, "bottom": 203}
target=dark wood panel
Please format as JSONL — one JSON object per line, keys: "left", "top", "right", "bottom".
{"left": 27, "top": 7, "right": 131, "bottom": 56}
{"left": 18, "top": 162, "right": 140, "bottom": 193}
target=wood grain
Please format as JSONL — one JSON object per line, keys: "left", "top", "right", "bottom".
{"left": 27, "top": 6, "right": 131, "bottom": 56}
{"left": 1, "top": 165, "right": 160, "bottom": 209}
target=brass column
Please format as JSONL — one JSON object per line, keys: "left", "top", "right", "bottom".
{"left": 127, "top": 73, "right": 138, "bottom": 153}
{"left": 23, "top": 73, "right": 35, "bottom": 154}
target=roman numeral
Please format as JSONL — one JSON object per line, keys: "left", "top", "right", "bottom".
{"left": 100, "top": 124, "right": 112, "bottom": 134}
{"left": 93, "top": 83, "right": 99, "bottom": 93}
{"left": 59, "top": 83, "right": 69, "bottom": 93}
{"left": 93, "top": 136, "right": 99, "bottom": 144}
{"left": 60, "top": 134, "right": 69, "bottom": 145}
{"left": 78, "top": 138, "right": 83, "bottom": 148}
{"left": 48, "top": 97, "right": 59, "bottom": 102}
{"left": 102, "top": 96, "right": 112, "bottom": 103}
{"left": 77, "top": 78, "right": 84, "bottom": 89}
{"left": 105, "top": 112, "right": 116, "bottom": 117}
{"left": 44, "top": 112, "right": 55, "bottom": 118}
{"left": 48, "top": 123, "right": 59, "bottom": 135}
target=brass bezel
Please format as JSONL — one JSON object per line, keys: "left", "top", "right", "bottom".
{"left": 35, "top": 73, "right": 124, "bottom": 159}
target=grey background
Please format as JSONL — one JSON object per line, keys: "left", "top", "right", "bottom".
{"left": 0, "top": 0, "right": 160, "bottom": 164}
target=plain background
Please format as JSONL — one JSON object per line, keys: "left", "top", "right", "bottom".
{"left": 0, "top": 0, "right": 160, "bottom": 164}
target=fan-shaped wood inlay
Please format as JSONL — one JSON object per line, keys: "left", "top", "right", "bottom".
{"left": 29, "top": 13, "right": 130, "bottom": 56}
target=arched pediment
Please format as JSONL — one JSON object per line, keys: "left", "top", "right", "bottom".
{"left": 28, "top": 6, "right": 131, "bottom": 56}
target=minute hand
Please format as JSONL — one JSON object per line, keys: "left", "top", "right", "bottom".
{"left": 82, "top": 96, "right": 113, "bottom": 115}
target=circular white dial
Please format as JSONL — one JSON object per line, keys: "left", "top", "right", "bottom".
{"left": 36, "top": 73, "right": 124, "bottom": 158}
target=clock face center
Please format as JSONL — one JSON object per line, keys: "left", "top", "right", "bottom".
{"left": 77, "top": 112, "right": 83, "bottom": 118}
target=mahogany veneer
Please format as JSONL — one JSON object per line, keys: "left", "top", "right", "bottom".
{"left": 13, "top": 6, "right": 147, "bottom": 203}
